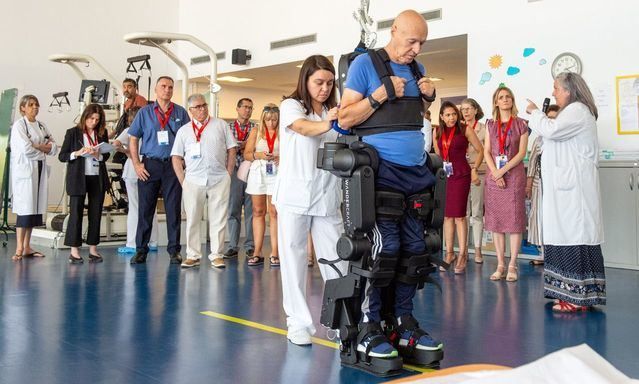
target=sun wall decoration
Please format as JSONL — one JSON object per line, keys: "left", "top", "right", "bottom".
{"left": 489, "top": 55, "right": 503, "bottom": 69}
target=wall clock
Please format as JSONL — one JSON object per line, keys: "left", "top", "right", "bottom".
{"left": 551, "top": 52, "right": 583, "bottom": 78}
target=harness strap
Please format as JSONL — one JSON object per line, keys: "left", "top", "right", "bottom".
{"left": 368, "top": 49, "right": 396, "bottom": 102}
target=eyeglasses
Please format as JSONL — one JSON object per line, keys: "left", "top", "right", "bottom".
{"left": 189, "top": 103, "right": 208, "bottom": 111}
{"left": 263, "top": 106, "right": 279, "bottom": 113}
{"left": 460, "top": 107, "right": 474, "bottom": 112}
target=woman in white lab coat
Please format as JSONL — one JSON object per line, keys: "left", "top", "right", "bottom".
{"left": 10, "top": 95, "right": 58, "bottom": 261}
{"left": 526, "top": 72, "right": 606, "bottom": 313}
{"left": 113, "top": 107, "right": 158, "bottom": 254}
{"left": 272, "top": 55, "right": 348, "bottom": 346}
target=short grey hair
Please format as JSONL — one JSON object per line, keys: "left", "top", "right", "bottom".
{"left": 18, "top": 94, "right": 39, "bottom": 115}
{"left": 187, "top": 93, "right": 206, "bottom": 107}
{"left": 555, "top": 72, "right": 598, "bottom": 120}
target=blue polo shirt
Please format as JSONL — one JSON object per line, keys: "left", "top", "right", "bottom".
{"left": 128, "top": 101, "right": 190, "bottom": 159}
{"left": 345, "top": 53, "right": 426, "bottom": 166}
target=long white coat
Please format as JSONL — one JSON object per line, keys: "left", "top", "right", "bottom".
{"left": 528, "top": 102, "right": 604, "bottom": 246}
{"left": 10, "top": 118, "right": 58, "bottom": 215}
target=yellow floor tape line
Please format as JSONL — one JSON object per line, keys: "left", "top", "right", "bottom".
{"left": 200, "top": 310, "right": 433, "bottom": 373}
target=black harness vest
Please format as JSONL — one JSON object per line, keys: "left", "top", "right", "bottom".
{"left": 352, "top": 49, "right": 425, "bottom": 137}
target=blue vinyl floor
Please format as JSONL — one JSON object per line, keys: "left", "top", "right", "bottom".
{"left": 1, "top": 236, "right": 638, "bottom": 383}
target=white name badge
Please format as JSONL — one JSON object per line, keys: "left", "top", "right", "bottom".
{"left": 266, "top": 161, "right": 277, "bottom": 176}
{"left": 189, "top": 142, "right": 201, "bottom": 159}
{"left": 443, "top": 161, "right": 453, "bottom": 177}
{"left": 91, "top": 157, "right": 99, "bottom": 168}
{"left": 496, "top": 155, "right": 508, "bottom": 170}
{"left": 157, "top": 130, "right": 169, "bottom": 146}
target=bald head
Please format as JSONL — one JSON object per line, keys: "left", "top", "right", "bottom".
{"left": 387, "top": 10, "right": 428, "bottom": 64}
{"left": 393, "top": 10, "right": 427, "bottom": 33}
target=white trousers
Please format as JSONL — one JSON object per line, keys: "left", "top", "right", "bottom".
{"left": 182, "top": 176, "right": 231, "bottom": 261}
{"left": 467, "top": 173, "right": 485, "bottom": 247}
{"left": 125, "top": 179, "right": 158, "bottom": 248}
{"left": 278, "top": 210, "right": 348, "bottom": 334}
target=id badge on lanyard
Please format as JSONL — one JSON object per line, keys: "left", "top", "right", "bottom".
{"left": 443, "top": 161, "right": 453, "bottom": 177}
{"left": 190, "top": 142, "right": 202, "bottom": 159}
{"left": 496, "top": 155, "right": 508, "bottom": 170}
{"left": 496, "top": 118, "right": 512, "bottom": 170}
{"left": 157, "top": 130, "right": 169, "bottom": 146}
{"left": 265, "top": 161, "right": 277, "bottom": 176}
{"left": 441, "top": 127, "right": 455, "bottom": 178}
{"left": 91, "top": 157, "right": 99, "bottom": 169}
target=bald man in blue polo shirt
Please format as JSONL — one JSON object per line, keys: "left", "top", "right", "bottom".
{"left": 128, "top": 76, "right": 190, "bottom": 265}
{"left": 337, "top": 10, "right": 443, "bottom": 362}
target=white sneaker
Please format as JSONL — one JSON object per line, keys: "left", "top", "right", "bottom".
{"left": 287, "top": 328, "right": 312, "bottom": 346}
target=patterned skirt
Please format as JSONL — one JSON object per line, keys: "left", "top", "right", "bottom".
{"left": 543, "top": 245, "right": 606, "bottom": 306}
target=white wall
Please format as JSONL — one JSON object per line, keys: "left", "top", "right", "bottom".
{"left": 6, "top": 0, "right": 638, "bottom": 208}
{"left": 178, "top": 0, "right": 639, "bottom": 152}
{"left": 1, "top": 0, "right": 180, "bottom": 206}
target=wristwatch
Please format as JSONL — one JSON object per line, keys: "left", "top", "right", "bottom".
{"left": 368, "top": 94, "right": 381, "bottom": 110}
{"left": 422, "top": 89, "right": 436, "bottom": 103}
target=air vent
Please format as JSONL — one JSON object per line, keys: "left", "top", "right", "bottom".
{"left": 270, "top": 34, "right": 317, "bottom": 50}
{"left": 377, "top": 9, "right": 442, "bottom": 30}
{"left": 190, "top": 52, "right": 226, "bottom": 65}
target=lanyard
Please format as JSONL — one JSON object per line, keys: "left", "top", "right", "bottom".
{"left": 154, "top": 103, "right": 174, "bottom": 131}
{"left": 441, "top": 126, "right": 455, "bottom": 162}
{"left": 470, "top": 120, "right": 478, "bottom": 131}
{"left": 264, "top": 128, "right": 277, "bottom": 154}
{"left": 192, "top": 118, "right": 209, "bottom": 142}
{"left": 497, "top": 117, "right": 513, "bottom": 155}
{"left": 234, "top": 121, "right": 250, "bottom": 142}
{"left": 84, "top": 129, "right": 98, "bottom": 147}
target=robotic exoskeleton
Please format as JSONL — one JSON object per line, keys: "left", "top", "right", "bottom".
{"left": 316, "top": 48, "right": 449, "bottom": 377}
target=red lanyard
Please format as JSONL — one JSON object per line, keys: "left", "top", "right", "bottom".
{"left": 441, "top": 126, "right": 455, "bottom": 161}
{"left": 84, "top": 129, "right": 98, "bottom": 147}
{"left": 470, "top": 120, "right": 478, "bottom": 131}
{"left": 234, "top": 121, "right": 250, "bottom": 142}
{"left": 497, "top": 117, "right": 513, "bottom": 155}
{"left": 264, "top": 128, "right": 277, "bottom": 154}
{"left": 154, "top": 103, "right": 174, "bottom": 131}
{"left": 192, "top": 118, "right": 209, "bottom": 143}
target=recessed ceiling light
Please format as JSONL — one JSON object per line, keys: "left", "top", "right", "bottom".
{"left": 217, "top": 76, "right": 254, "bottom": 83}
{"left": 428, "top": 77, "right": 443, "bottom": 82}
{"left": 295, "top": 64, "right": 303, "bottom": 68}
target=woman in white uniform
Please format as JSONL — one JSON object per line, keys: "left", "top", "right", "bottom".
{"left": 10, "top": 95, "right": 57, "bottom": 260}
{"left": 526, "top": 72, "right": 606, "bottom": 312}
{"left": 244, "top": 104, "right": 280, "bottom": 266}
{"left": 113, "top": 107, "right": 158, "bottom": 253}
{"left": 273, "top": 55, "right": 348, "bottom": 346}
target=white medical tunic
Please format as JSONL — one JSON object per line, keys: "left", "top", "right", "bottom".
{"left": 272, "top": 98, "right": 340, "bottom": 216}
{"left": 10, "top": 118, "right": 58, "bottom": 215}
{"left": 528, "top": 102, "right": 604, "bottom": 246}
